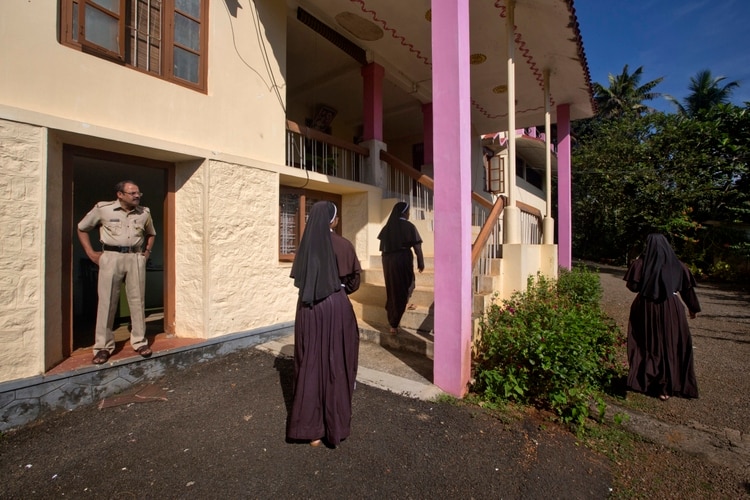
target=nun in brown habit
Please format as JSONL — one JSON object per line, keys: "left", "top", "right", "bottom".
{"left": 624, "top": 233, "right": 700, "bottom": 400}
{"left": 287, "top": 201, "right": 360, "bottom": 447}
{"left": 377, "top": 201, "right": 425, "bottom": 334}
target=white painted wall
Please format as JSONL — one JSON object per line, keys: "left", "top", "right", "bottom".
{"left": 0, "top": 1, "right": 287, "bottom": 165}
{"left": 0, "top": 0, "right": 303, "bottom": 381}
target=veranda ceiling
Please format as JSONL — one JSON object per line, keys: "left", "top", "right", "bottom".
{"left": 288, "top": 0, "right": 594, "bottom": 142}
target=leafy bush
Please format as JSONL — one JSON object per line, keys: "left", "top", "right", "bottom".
{"left": 557, "top": 263, "right": 603, "bottom": 306}
{"left": 472, "top": 266, "right": 624, "bottom": 431}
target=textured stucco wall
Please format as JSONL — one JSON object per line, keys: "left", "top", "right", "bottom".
{"left": 342, "top": 192, "right": 370, "bottom": 266}
{"left": 0, "top": 121, "right": 44, "bottom": 380}
{"left": 175, "top": 160, "right": 297, "bottom": 338}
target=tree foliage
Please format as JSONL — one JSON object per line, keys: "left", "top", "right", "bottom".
{"left": 665, "top": 69, "right": 740, "bottom": 117}
{"left": 572, "top": 69, "right": 750, "bottom": 278}
{"left": 592, "top": 65, "right": 664, "bottom": 118}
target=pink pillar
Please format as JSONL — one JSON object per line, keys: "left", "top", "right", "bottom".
{"left": 557, "top": 104, "right": 572, "bottom": 269}
{"left": 422, "top": 103, "right": 433, "bottom": 165}
{"left": 361, "top": 63, "right": 385, "bottom": 141}
{"left": 431, "top": 0, "right": 472, "bottom": 397}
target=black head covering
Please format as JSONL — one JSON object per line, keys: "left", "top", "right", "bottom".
{"left": 290, "top": 201, "right": 341, "bottom": 305}
{"left": 377, "top": 201, "right": 409, "bottom": 252}
{"left": 639, "top": 233, "right": 685, "bottom": 301}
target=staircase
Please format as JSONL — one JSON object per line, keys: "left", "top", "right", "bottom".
{"left": 350, "top": 250, "right": 503, "bottom": 361}
{"left": 349, "top": 255, "right": 436, "bottom": 359}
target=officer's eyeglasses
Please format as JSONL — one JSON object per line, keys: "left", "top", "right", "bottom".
{"left": 122, "top": 191, "right": 143, "bottom": 197}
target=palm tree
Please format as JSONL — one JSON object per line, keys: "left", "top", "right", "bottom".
{"left": 593, "top": 65, "right": 664, "bottom": 118}
{"left": 666, "top": 69, "right": 740, "bottom": 116}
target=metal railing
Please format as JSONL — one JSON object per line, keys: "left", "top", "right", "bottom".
{"left": 282, "top": 125, "right": 543, "bottom": 298}
{"left": 285, "top": 120, "right": 369, "bottom": 182}
{"left": 379, "top": 150, "right": 434, "bottom": 224}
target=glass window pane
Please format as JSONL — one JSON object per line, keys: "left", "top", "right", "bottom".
{"left": 85, "top": 5, "right": 120, "bottom": 52}
{"left": 175, "top": 0, "right": 200, "bottom": 19}
{"left": 90, "top": 0, "right": 120, "bottom": 14}
{"left": 173, "top": 46, "right": 199, "bottom": 83}
{"left": 174, "top": 13, "right": 199, "bottom": 51}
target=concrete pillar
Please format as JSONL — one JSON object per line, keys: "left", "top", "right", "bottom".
{"left": 557, "top": 103, "right": 572, "bottom": 268}
{"left": 504, "top": 0, "right": 520, "bottom": 244}
{"left": 360, "top": 139, "right": 388, "bottom": 191}
{"left": 361, "top": 63, "right": 384, "bottom": 142}
{"left": 421, "top": 103, "right": 434, "bottom": 178}
{"left": 431, "top": 0, "right": 472, "bottom": 397}
{"left": 543, "top": 69, "right": 555, "bottom": 245}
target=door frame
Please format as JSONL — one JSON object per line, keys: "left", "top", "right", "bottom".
{"left": 62, "top": 145, "right": 175, "bottom": 356}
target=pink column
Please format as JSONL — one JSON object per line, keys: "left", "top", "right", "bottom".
{"left": 556, "top": 104, "right": 572, "bottom": 268}
{"left": 422, "top": 103, "right": 433, "bottom": 165}
{"left": 431, "top": 0, "right": 472, "bottom": 397}
{"left": 361, "top": 63, "right": 385, "bottom": 141}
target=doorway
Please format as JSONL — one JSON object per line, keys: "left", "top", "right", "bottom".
{"left": 64, "top": 146, "right": 171, "bottom": 353}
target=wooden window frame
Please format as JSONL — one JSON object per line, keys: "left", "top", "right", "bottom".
{"left": 60, "top": 0, "right": 209, "bottom": 92}
{"left": 279, "top": 187, "right": 341, "bottom": 262}
{"left": 484, "top": 152, "right": 505, "bottom": 194}
{"left": 78, "top": 0, "right": 127, "bottom": 61}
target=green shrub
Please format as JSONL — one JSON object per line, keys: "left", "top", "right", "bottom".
{"left": 557, "top": 262, "right": 602, "bottom": 306}
{"left": 472, "top": 266, "right": 623, "bottom": 431}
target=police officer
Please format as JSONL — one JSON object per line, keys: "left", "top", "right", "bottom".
{"left": 77, "top": 180, "right": 156, "bottom": 365}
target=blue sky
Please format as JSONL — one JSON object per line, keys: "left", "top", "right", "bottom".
{"left": 573, "top": 0, "right": 750, "bottom": 113}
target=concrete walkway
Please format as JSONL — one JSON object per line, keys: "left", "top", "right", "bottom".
{"left": 257, "top": 333, "right": 444, "bottom": 401}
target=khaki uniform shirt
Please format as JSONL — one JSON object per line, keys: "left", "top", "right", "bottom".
{"left": 78, "top": 201, "right": 156, "bottom": 249}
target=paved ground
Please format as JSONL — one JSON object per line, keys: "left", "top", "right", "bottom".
{"left": 0, "top": 340, "right": 612, "bottom": 499}
{"left": 2, "top": 265, "right": 749, "bottom": 498}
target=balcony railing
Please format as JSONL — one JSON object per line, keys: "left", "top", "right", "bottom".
{"left": 285, "top": 120, "right": 369, "bottom": 182}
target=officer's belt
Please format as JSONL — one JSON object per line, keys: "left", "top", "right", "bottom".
{"left": 102, "top": 244, "right": 141, "bottom": 253}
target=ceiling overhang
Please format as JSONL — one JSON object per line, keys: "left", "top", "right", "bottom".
{"left": 289, "top": 0, "right": 593, "bottom": 137}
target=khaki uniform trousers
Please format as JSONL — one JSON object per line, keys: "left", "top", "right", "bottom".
{"left": 95, "top": 251, "right": 148, "bottom": 353}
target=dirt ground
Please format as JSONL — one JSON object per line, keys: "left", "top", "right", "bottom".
{"left": 0, "top": 265, "right": 748, "bottom": 498}
{"left": 594, "top": 262, "right": 750, "bottom": 498}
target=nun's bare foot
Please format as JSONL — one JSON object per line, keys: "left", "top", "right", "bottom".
{"left": 310, "top": 439, "right": 322, "bottom": 447}
{"left": 659, "top": 394, "right": 670, "bottom": 401}
{"left": 388, "top": 327, "right": 398, "bottom": 334}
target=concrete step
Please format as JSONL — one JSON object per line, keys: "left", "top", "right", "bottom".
{"left": 361, "top": 268, "right": 434, "bottom": 288}
{"left": 351, "top": 301, "right": 434, "bottom": 333}
{"left": 358, "top": 320, "right": 434, "bottom": 360}
{"left": 367, "top": 255, "right": 435, "bottom": 268}
{"left": 352, "top": 252, "right": 502, "bottom": 363}
{"left": 349, "top": 282, "right": 434, "bottom": 309}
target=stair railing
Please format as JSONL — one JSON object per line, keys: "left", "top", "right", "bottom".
{"left": 379, "top": 151, "right": 434, "bottom": 223}
{"left": 379, "top": 151, "right": 509, "bottom": 280}
{"left": 471, "top": 196, "right": 506, "bottom": 278}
